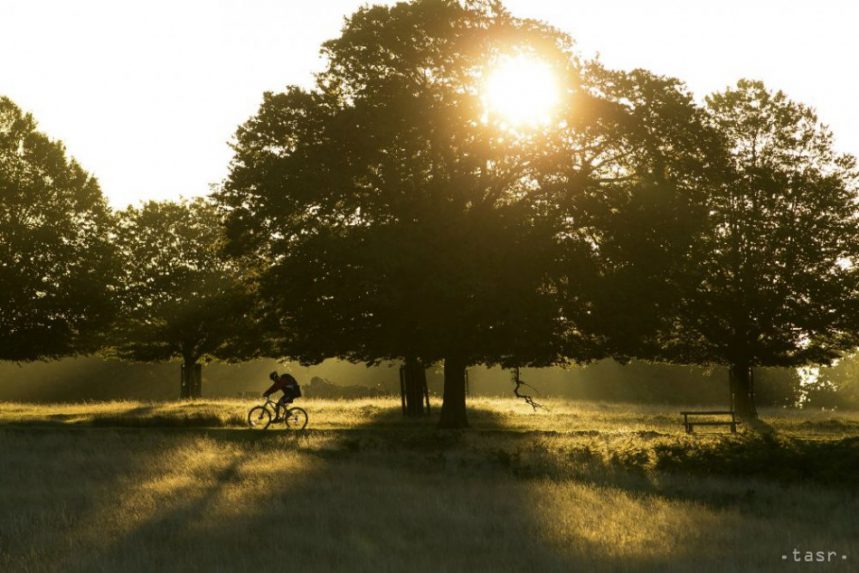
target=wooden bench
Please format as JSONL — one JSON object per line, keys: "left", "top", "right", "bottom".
{"left": 680, "top": 410, "right": 739, "bottom": 434}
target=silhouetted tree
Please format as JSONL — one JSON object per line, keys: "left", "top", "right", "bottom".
{"left": 219, "top": 0, "right": 580, "bottom": 427}
{"left": 0, "top": 96, "right": 115, "bottom": 361}
{"left": 112, "top": 199, "right": 259, "bottom": 398}
{"left": 675, "top": 80, "right": 859, "bottom": 420}
{"left": 544, "top": 64, "right": 724, "bottom": 362}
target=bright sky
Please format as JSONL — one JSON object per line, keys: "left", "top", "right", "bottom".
{"left": 3, "top": 0, "right": 857, "bottom": 208}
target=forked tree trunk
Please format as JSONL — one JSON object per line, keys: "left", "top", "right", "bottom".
{"left": 438, "top": 355, "right": 468, "bottom": 428}
{"left": 403, "top": 355, "right": 428, "bottom": 417}
{"left": 729, "top": 363, "right": 758, "bottom": 420}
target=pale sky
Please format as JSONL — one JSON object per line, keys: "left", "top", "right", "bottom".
{"left": 3, "top": 0, "right": 857, "bottom": 207}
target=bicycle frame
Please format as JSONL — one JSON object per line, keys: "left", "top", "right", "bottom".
{"left": 261, "top": 398, "right": 286, "bottom": 419}
{"left": 249, "top": 397, "right": 307, "bottom": 430}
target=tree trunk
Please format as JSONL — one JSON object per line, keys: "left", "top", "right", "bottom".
{"left": 403, "top": 356, "right": 428, "bottom": 417}
{"left": 191, "top": 362, "right": 202, "bottom": 398}
{"left": 180, "top": 358, "right": 202, "bottom": 399}
{"left": 729, "top": 363, "right": 758, "bottom": 420}
{"left": 180, "top": 360, "right": 191, "bottom": 399}
{"left": 438, "top": 355, "right": 468, "bottom": 428}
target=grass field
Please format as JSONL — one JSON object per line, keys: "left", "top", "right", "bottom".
{"left": 1, "top": 398, "right": 857, "bottom": 572}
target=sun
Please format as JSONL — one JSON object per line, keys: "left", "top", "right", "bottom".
{"left": 482, "top": 54, "right": 560, "bottom": 128}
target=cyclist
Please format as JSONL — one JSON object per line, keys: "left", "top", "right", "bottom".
{"left": 263, "top": 371, "right": 302, "bottom": 414}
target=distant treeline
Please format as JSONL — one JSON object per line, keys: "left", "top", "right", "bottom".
{"left": 2, "top": 356, "right": 855, "bottom": 409}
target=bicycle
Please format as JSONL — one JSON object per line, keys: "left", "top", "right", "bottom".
{"left": 247, "top": 398, "right": 308, "bottom": 430}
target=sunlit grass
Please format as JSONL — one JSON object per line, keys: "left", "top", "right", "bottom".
{"left": 0, "top": 398, "right": 856, "bottom": 572}
{"left": 1, "top": 396, "right": 856, "bottom": 437}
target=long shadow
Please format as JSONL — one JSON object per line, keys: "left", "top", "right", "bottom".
{"left": 7, "top": 404, "right": 857, "bottom": 572}
{"left": 38, "top": 406, "right": 587, "bottom": 572}
{"left": 456, "top": 414, "right": 859, "bottom": 572}
{"left": 0, "top": 426, "right": 197, "bottom": 571}
{"left": 1, "top": 403, "right": 213, "bottom": 428}
{"left": 65, "top": 450, "right": 255, "bottom": 573}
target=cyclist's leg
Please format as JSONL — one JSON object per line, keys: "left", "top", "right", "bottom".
{"left": 275, "top": 395, "right": 291, "bottom": 419}
{"left": 280, "top": 396, "right": 294, "bottom": 418}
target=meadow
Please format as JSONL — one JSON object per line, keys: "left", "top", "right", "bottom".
{"left": 0, "top": 398, "right": 857, "bottom": 572}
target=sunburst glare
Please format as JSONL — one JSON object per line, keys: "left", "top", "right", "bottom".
{"left": 483, "top": 54, "right": 560, "bottom": 128}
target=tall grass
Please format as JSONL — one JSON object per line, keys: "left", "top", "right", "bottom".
{"left": 2, "top": 396, "right": 857, "bottom": 434}
{"left": 0, "top": 398, "right": 856, "bottom": 572}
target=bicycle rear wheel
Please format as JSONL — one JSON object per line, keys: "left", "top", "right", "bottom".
{"left": 284, "top": 407, "right": 308, "bottom": 430}
{"left": 247, "top": 406, "right": 273, "bottom": 429}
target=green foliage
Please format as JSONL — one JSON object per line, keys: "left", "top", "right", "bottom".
{"left": 675, "top": 80, "right": 859, "bottom": 369}
{"left": 0, "top": 96, "right": 116, "bottom": 360}
{"left": 547, "top": 65, "right": 724, "bottom": 359}
{"left": 753, "top": 367, "right": 803, "bottom": 407}
{"left": 220, "top": 0, "right": 576, "bottom": 370}
{"left": 111, "top": 198, "right": 260, "bottom": 367}
{"left": 813, "top": 352, "right": 859, "bottom": 408}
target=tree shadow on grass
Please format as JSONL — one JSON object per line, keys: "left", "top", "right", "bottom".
{"left": 10, "top": 406, "right": 586, "bottom": 572}
{"left": 4, "top": 405, "right": 858, "bottom": 573}
{"left": 451, "top": 416, "right": 859, "bottom": 572}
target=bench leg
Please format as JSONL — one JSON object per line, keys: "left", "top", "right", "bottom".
{"left": 731, "top": 422, "right": 737, "bottom": 433}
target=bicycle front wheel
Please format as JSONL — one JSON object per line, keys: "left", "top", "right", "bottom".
{"left": 284, "top": 407, "right": 308, "bottom": 430}
{"left": 247, "top": 406, "right": 273, "bottom": 430}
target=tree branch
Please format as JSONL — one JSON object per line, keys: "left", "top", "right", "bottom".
{"left": 511, "top": 367, "right": 547, "bottom": 411}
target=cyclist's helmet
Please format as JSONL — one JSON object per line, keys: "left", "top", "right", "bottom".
{"left": 269, "top": 371, "right": 279, "bottom": 382}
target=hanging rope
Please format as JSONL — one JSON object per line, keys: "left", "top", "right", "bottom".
{"left": 511, "top": 367, "right": 547, "bottom": 411}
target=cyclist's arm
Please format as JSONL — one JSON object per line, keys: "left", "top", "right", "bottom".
{"left": 262, "top": 382, "right": 278, "bottom": 397}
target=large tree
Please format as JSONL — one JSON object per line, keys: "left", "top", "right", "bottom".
{"left": 0, "top": 96, "right": 115, "bottom": 361}
{"left": 220, "top": 0, "right": 581, "bottom": 427}
{"left": 112, "top": 199, "right": 259, "bottom": 398}
{"left": 674, "top": 80, "right": 859, "bottom": 420}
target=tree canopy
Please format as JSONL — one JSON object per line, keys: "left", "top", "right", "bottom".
{"left": 671, "top": 80, "right": 859, "bottom": 418}
{"left": 0, "top": 96, "right": 115, "bottom": 361}
{"left": 544, "top": 64, "right": 725, "bottom": 361}
{"left": 112, "top": 199, "right": 259, "bottom": 397}
{"left": 220, "top": 2, "right": 859, "bottom": 424}
{"left": 220, "top": 0, "right": 581, "bottom": 426}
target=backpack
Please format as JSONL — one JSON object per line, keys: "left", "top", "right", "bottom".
{"left": 282, "top": 373, "right": 301, "bottom": 399}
